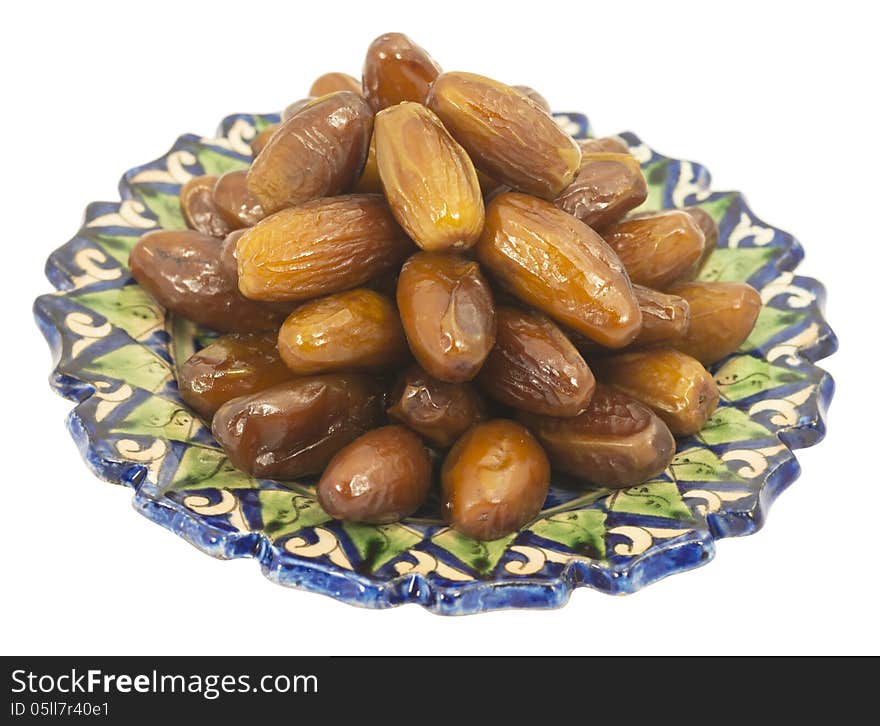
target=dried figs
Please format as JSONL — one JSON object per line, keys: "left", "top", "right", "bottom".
{"left": 476, "top": 192, "right": 642, "bottom": 348}
{"left": 362, "top": 32, "right": 442, "bottom": 111}
{"left": 375, "top": 102, "right": 484, "bottom": 252}
{"left": 179, "top": 175, "right": 231, "bottom": 238}
{"left": 427, "top": 72, "right": 581, "bottom": 199}
{"left": 212, "top": 170, "right": 265, "bottom": 229}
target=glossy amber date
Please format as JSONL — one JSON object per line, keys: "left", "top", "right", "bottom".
{"left": 578, "top": 136, "right": 630, "bottom": 156}
{"left": 212, "top": 375, "right": 383, "bottom": 479}
{"left": 317, "top": 425, "right": 431, "bottom": 524}
{"left": 281, "top": 97, "right": 314, "bottom": 122}
{"left": 602, "top": 210, "right": 706, "bottom": 290}
{"left": 277, "top": 288, "right": 409, "bottom": 375}
{"left": 518, "top": 385, "right": 675, "bottom": 488}
{"left": 129, "top": 230, "right": 287, "bottom": 332}
{"left": 441, "top": 419, "right": 550, "bottom": 541}
{"left": 353, "top": 132, "right": 382, "bottom": 193}
{"left": 591, "top": 348, "right": 719, "bottom": 436}
{"left": 512, "top": 84, "right": 551, "bottom": 112}
{"left": 250, "top": 125, "right": 278, "bottom": 157}
{"left": 362, "top": 32, "right": 442, "bottom": 111}
{"left": 375, "top": 102, "right": 484, "bottom": 252}
{"left": 179, "top": 175, "right": 232, "bottom": 238}
{"left": 247, "top": 91, "right": 373, "bottom": 214}
{"left": 427, "top": 72, "right": 581, "bottom": 199}
{"left": 177, "top": 332, "right": 293, "bottom": 420}
{"left": 478, "top": 306, "right": 596, "bottom": 417}
{"left": 309, "top": 72, "right": 363, "bottom": 97}
{"left": 666, "top": 281, "right": 761, "bottom": 364}
{"left": 387, "top": 364, "right": 486, "bottom": 447}
{"left": 683, "top": 206, "right": 718, "bottom": 273}
{"left": 396, "top": 251, "right": 495, "bottom": 382}
{"left": 554, "top": 152, "right": 647, "bottom": 230}
{"left": 476, "top": 192, "right": 642, "bottom": 347}
{"left": 236, "top": 194, "right": 414, "bottom": 302}
{"left": 212, "top": 170, "right": 265, "bottom": 229}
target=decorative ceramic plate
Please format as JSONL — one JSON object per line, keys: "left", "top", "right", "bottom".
{"left": 34, "top": 111, "right": 837, "bottom": 615}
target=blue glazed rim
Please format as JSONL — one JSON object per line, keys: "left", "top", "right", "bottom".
{"left": 34, "top": 110, "right": 838, "bottom": 615}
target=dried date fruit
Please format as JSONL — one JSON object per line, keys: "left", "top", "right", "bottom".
{"left": 441, "top": 419, "right": 550, "bottom": 541}
{"left": 476, "top": 192, "right": 642, "bottom": 347}
{"left": 250, "top": 125, "right": 278, "bottom": 157}
{"left": 375, "top": 102, "right": 484, "bottom": 252}
{"left": 353, "top": 132, "right": 382, "bottom": 193}
{"left": 387, "top": 364, "right": 487, "bottom": 447}
{"left": 281, "top": 97, "right": 314, "bottom": 122}
{"left": 478, "top": 306, "right": 596, "bottom": 417}
{"left": 427, "top": 72, "right": 581, "bottom": 199}
{"left": 683, "top": 206, "right": 718, "bottom": 273}
{"left": 309, "top": 72, "right": 363, "bottom": 97}
{"left": 129, "top": 230, "right": 287, "bottom": 332}
{"left": 177, "top": 332, "right": 293, "bottom": 420}
{"left": 247, "top": 91, "right": 373, "bottom": 214}
{"left": 512, "top": 84, "right": 551, "bottom": 112}
{"left": 362, "top": 32, "right": 442, "bottom": 111}
{"left": 396, "top": 251, "right": 495, "bottom": 382}
{"left": 179, "top": 175, "right": 232, "bottom": 238}
{"left": 578, "top": 136, "right": 630, "bottom": 156}
{"left": 277, "top": 288, "right": 409, "bottom": 375}
{"left": 602, "top": 210, "right": 706, "bottom": 290}
{"left": 666, "top": 281, "right": 761, "bottom": 364}
{"left": 236, "top": 194, "right": 414, "bottom": 302}
{"left": 554, "top": 152, "right": 647, "bottom": 230}
{"left": 317, "top": 425, "right": 431, "bottom": 523}
{"left": 591, "top": 347, "right": 719, "bottom": 436}
{"left": 211, "top": 374, "right": 383, "bottom": 480}
{"left": 518, "top": 385, "right": 675, "bottom": 488}
{"left": 212, "top": 170, "right": 265, "bottom": 229}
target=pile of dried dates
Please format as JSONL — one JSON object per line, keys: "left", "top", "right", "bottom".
{"left": 130, "top": 32, "right": 761, "bottom": 541}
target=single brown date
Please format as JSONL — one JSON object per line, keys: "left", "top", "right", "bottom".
{"left": 236, "top": 194, "right": 414, "bottom": 302}
{"left": 212, "top": 170, "right": 265, "bottom": 229}
{"left": 427, "top": 72, "right": 581, "bottom": 199}
{"left": 396, "top": 251, "right": 496, "bottom": 383}
{"left": 375, "top": 102, "right": 484, "bottom": 252}
{"left": 387, "top": 364, "right": 486, "bottom": 447}
{"left": 602, "top": 210, "right": 706, "bottom": 290}
{"left": 251, "top": 125, "right": 279, "bottom": 157}
{"left": 362, "top": 32, "right": 442, "bottom": 112}
{"left": 667, "top": 281, "right": 761, "bottom": 364}
{"left": 518, "top": 385, "right": 675, "bottom": 488}
{"left": 129, "top": 230, "right": 287, "bottom": 332}
{"left": 277, "top": 288, "right": 409, "bottom": 375}
{"left": 683, "top": 206, "right": 719, "bottom": 273}
{"left": 317, "top": 425, "right": 431, "bottom": 524}
{"left": 177, "top": 332, "right": 293, "bottom": 420}
{"left": 512, "top": 84, "right": 551, "bottom": 112}
{"left": 353, "top": 132, "right": 382, "bottom": 193}
{"left": 578, "top": 137, "right": 631, "bottom": 156}
{"left": 281, "top": 97, "right": 315, "bottom": 122}
{"left": 179, "top": 175, "right": 232, "bottom": 238}
{"left": 554, "top": 152, "right": 647, "bottom": 230}
{"left": 441, "top": 420, "right": 550, "bottom": 541}
{"left": 247, "top": 91, "right": 373, "bottom": 214}
{"left": 478, "top": 306, "right": 596, "bottom": 417}
{"left": 309, "top": 72, "right": 363, "bottom": 97}
{"left": 476, "top": 192, "right": 642, "bottom": 348}
{"left": 212, "top": 374, "right": 383, "bottom": 480}
{"left": 591, "top": 347, "right": 719, "bottom": 436}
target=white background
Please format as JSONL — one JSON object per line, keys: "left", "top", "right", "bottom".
{"left": 2, "top": 0, "right": 878, "bottom": 655}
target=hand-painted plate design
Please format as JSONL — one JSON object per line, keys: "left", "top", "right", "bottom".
{"left": 34, "top": 111, "right": 837, "bottom": 614}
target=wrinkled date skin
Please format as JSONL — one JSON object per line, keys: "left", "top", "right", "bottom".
{"left": 478, "top": 306, "right": 596, "bottom": 417}
{"left": 476, "top": 192, "right": 642, "bottom": 348}
{"left": 512, "top": 84, "right": 551, "bottom": 112}
{"left": 212, "top": 375, "right": 383, "bottom": 480}
{"left": 387, "top": 364, "right": 486, "bottom": 447}
{"left": 441, "top": 419, "right": 550, "bottom": 541}
{"left": 362, "top": 32, "right": 442, "bottom": 112}
{"left": 317, "top": 425, "right": 432, "bottom": 524}
{"left": 602, "top": 210, "right": 706, "bottom": 290}
{"left": 129, "top": 230, "right": 288, "bottom": 332}
{"left": 578, "top": 137, "right": 631, "bottom": 155}
{"left": 427, "top": 72, "right": 581, "bottom": 199}
{"left": 591, "top": 347, "right": 719, "bottom": 436}
{"left": 518, "top": 385, "right": 675, "bottom": 488}
{"left": 375, "top": 102, "right": 484, "bottom": 252}
{"left": 213, "top": 170, "right": 265, "bottom": 229}
{"left": 277, "top": 288, "right": 409, "bottom": 375}
{"left": 236, "top": 194, "right": 414, "bottom": 302}
{"left": 309, "top": 72, "right": 363, "bottom": 97}
{"left": 246, "top": 91, "right": 373, "bottom": 214}
{"left": 178, "top": 332, "right": 294, "bottom": 420}
{"left": 179, "top": 175, "right": 232, "bottom": 238}
{"left": 250, "top": 125, "right": 278, "bottom": 158}
{"left": 396, "top": 251, "right": 496, "bottom": 382}
{"left": 667, "top": 281, "right": 761, "bottom": 364}
{"left": 555, "top": 152, "right": 647, "bottom": 230}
